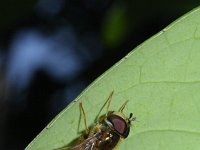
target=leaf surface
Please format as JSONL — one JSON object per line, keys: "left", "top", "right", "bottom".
{"left": 26, "top": 6, "right": 200, "bottom": 150}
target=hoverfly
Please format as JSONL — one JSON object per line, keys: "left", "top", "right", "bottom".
{"left": 56, "top": 91, "right": 136, "bottom": 150}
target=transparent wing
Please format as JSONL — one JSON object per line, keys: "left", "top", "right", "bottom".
{"left": 56, "top": 133, "right": 99, "bottom": 150}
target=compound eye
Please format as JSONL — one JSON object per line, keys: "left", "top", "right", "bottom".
{"left": 108, "top": 115, "right": 129, "bottom": 138}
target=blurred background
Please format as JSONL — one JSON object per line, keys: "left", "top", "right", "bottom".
{"left": 0, "top": 0, "right": 199, "bottom": 149}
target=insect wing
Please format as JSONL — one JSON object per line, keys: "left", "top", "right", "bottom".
{"left": 58, "top": 134, "right": 98, "bottom": 150}
{"left": 66, "top": 142, "right": 92, "bottom": 150}
{"left": 56, "top": 143, "right": 89, "bottom": 150}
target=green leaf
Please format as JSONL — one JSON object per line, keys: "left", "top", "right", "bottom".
{"left": 26, "top": 6, "right": 200, "bottom": 150}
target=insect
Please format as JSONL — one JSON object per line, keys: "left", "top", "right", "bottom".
{"left": 56, "top": 91, "right": 136, "bottom": 150}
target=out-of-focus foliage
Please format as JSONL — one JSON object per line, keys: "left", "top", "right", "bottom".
{"left": 102, "top": 4, "right": 128, "bottom": 47}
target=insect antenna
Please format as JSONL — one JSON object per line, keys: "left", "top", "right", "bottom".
{"left": 79, "top": 102, "right": 89, "bottom": 135}
{"left": 128, "top": 113, "right": 136, "bottom": 123}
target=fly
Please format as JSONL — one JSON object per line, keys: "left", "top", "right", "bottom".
{"left": 56, "top": 91, "right": 136, "bottom": 150}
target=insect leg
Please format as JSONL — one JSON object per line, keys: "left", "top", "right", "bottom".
{"left": 79, "top": 102, "right": 89, "bottom": 134}
{"left": 119, "top": 100, "right": 129, "bottom": 113}
{"left": 105, "top": 91, "right": 114, "bottom": 114}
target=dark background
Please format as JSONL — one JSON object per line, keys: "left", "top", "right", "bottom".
{"left": 0, "top": 1, "right": 199, "bottom": 149}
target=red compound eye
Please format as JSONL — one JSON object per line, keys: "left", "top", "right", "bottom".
{"left": 107, "top": 115, "right": 130, "bottom": 138}
{"left": 112, "top": 117, "right": 125, "bottom": 134}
